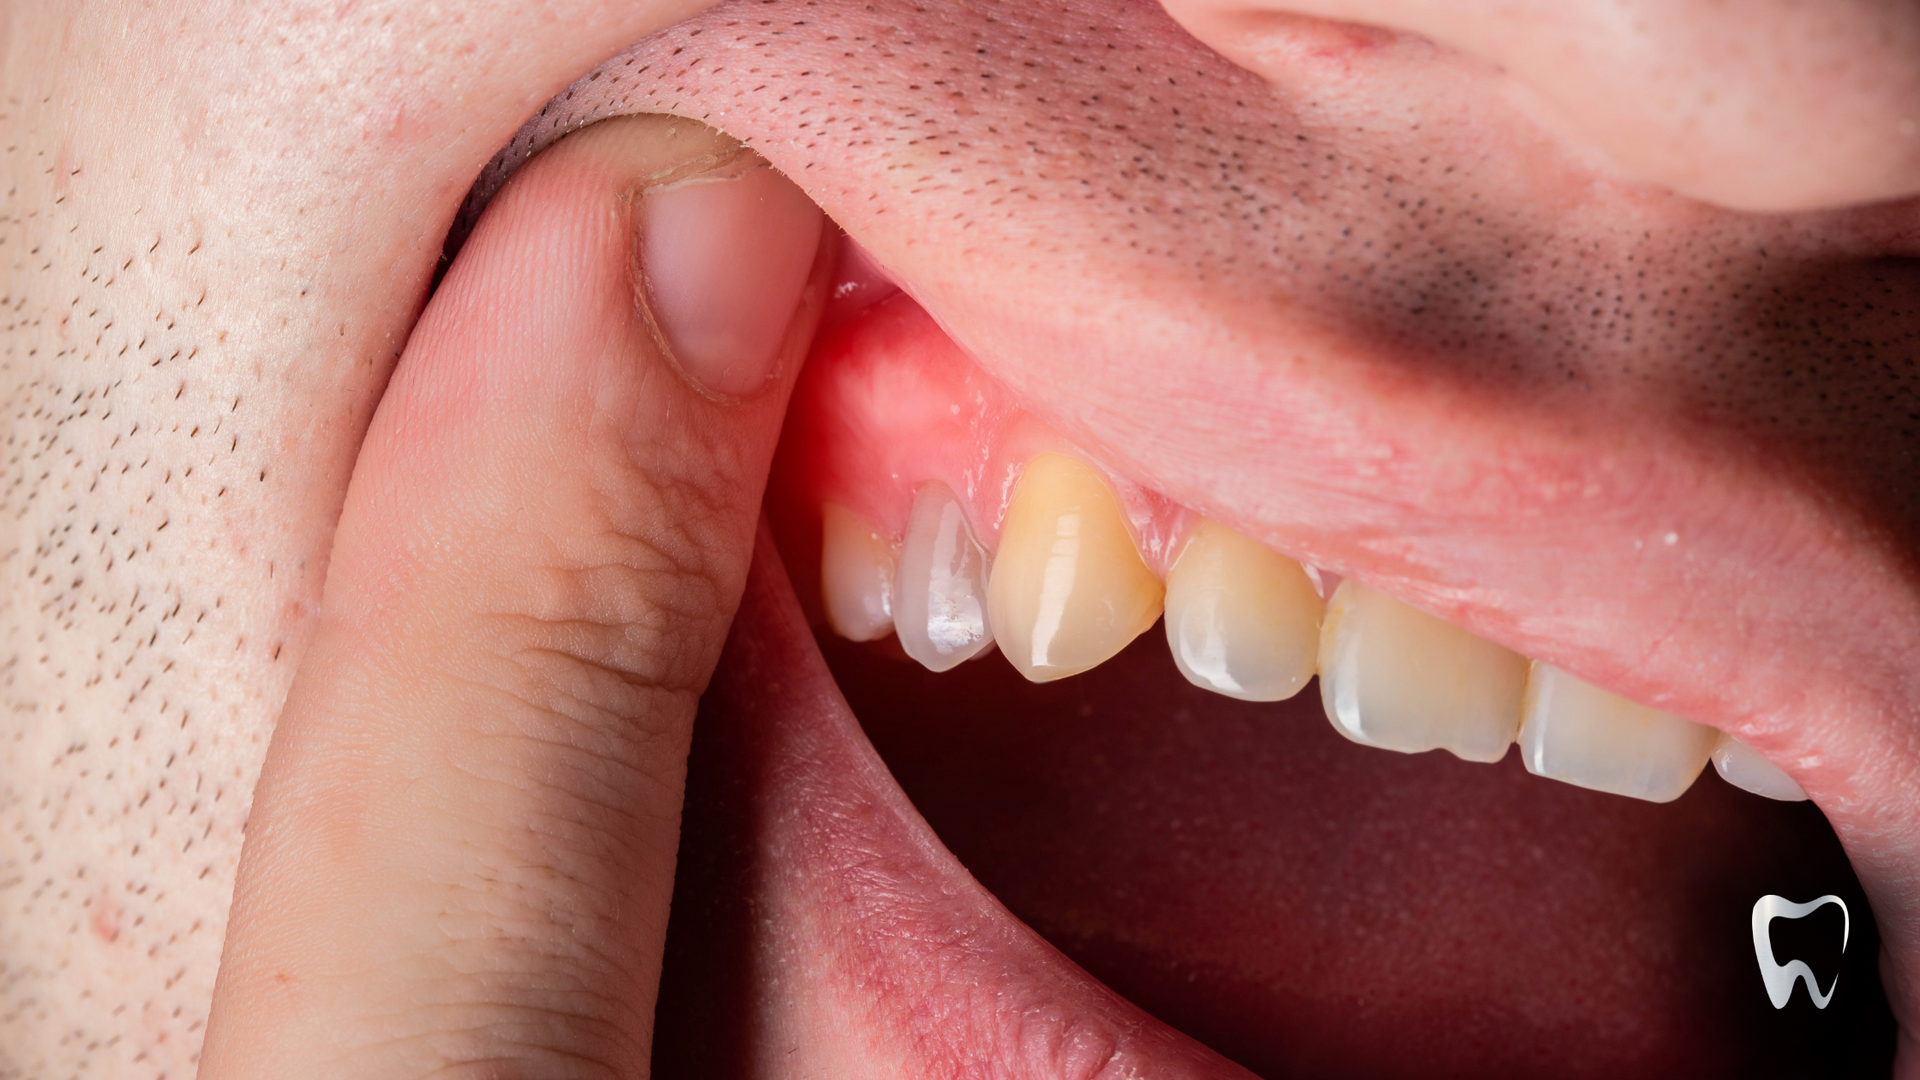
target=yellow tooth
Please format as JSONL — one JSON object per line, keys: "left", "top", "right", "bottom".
{"left": 1317, "top": 581, "right": 1527, "bottom": 762}
{"left": 1710, "top": 732, "right": 1809, "bottom": 801}
{"left": 987, "top": 454, "right": 1165, "bottom": 682}
{"left": 820, "top": 503, "right": 896, "bottom": 642}
{"left": 1164, "top": 519, "right": 1322, "bottom": 701}
{"left": 1517, "top": 662, "right": 1717, "bottom": 802}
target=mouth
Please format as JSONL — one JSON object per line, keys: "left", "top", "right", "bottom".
{"left": 449, "top": 0, "right": 1919, "bottom": 1074}
{"left": 655, "top": 528, "right": 1887, "bottom": 1078}
{"left": 638, "top": 262, "right": 1895, "bottom": 1078}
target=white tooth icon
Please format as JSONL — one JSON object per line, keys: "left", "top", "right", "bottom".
{"left": 1751, "top": 894, "right": 1849, "bottom": 1009}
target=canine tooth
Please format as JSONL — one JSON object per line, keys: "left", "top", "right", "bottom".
{"left": 1164, "top": 519, "right": 1321, "bottom": 701}
{"left": 1317, "top": 581, "right": 1527, "bottom": 762}
{"left": 1517, "top": 663, "right": 1716, "bottom": 802}
{"left": 987, "top": 454, "right": 1164, "bottom": 682}
{"left": 1711, "top": 733, "right": 1810, "bottom": 801}
{"left": 821, "top": 503, "right": 898, "bottom": 642}
{"left": 893, "top": 480, "right": 995, "bottom": 672}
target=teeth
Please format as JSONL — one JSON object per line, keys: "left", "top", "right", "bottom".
{"left": 1163, "top": 519, "right": 1322, "bottom": 701}
{"left": 1711, "top": 732, "right": 1810, "bottom": 801}
{"left": 987, "top": 454, "right": 1165, "bottom": 682}
{"left": 820, "top": 503, "right": 899, "bottom": 642}
{"left": 893, "top": 480, "right": 996, "bottom": 672}
{"left": 1317, "top": 581, "right": 1528, "bottom": 762}
{"left": 843, "top": 465, "right": 1753, "bottom": 804}
{"left": 1517, "top": 662, "right": 1717, "bottom": 802}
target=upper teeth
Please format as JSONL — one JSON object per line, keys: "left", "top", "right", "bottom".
{"left": 984, "top": 454, "right": 1165, "bottom": 683}
{"left": 1711, "top": 730, "right": 1809, "bottom": 801}
{"left": 820, "top": 502, "right": 899, "bottom": 644}
{"left": 1318, "top": 580, "right": 1527, "bottom": 763}
{"left": 1517, "top": 661, "right": 1717, "bottom": 803}
{"left": 893, "top": 480, "right": 996, "bottom": 672}
{"left": 1163, "top": 519, "right": 1321, "bottom": 702}
{"left": 818, "top": 454, "right": 1811, "bottom": 805}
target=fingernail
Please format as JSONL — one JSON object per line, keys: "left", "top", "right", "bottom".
{"left": 638, "top": 155, "right": 825, "bottom": 399}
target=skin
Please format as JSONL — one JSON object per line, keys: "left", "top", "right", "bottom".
{"left": 1159, "top": 0, "right": 1920, "bottom": 211}
{"left": 4, "top": 0, "right": 1919, "bottom": 1076}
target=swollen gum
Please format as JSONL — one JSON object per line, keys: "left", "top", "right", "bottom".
{"left": 766, "top": 269, "right": 1197, "bottom": 625}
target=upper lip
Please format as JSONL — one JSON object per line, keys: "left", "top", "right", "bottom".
{"left": 430, "top": 0, "right": 1920, "bottom": 1067}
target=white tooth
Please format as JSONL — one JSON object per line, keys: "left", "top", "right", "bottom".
{"left": 820, "top": 503, "right": 897, "bottom": 642}
{"left": 1316, "top": 581, "right": 1527, "bottom": 762}
{"left": 1711, "top": 732, "right": 1810, "bottom": 801}
{"left": 1164, "top": 519, "right": 1322, "bottom": 701}
{"left": 1517, "top": 662, "right": 1716, "bottom": 802}
{"left": 893, "top": 480, "right": 995, "bottom": 672}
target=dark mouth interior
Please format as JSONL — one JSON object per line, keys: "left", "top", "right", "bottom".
{"left": 655, "top": 541, "right": 1895, "bottom": 1078}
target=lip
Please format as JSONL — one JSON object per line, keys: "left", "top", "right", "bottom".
{"left": 653, "top": 535, "right": 1263, "bottom": 1078}
{"left": 435, "top": 0, "right": 1920, "bottom": 1071}
{"left": 467, "top": 0, "right": 1920, "bottom": 781}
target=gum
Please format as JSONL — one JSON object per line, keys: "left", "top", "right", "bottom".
{"left": 767, "top": 258, "right": 1199, "bottom": 625}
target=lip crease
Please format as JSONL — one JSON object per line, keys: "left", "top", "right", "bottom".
{"left": 453, "top": 0, "right": 1920, "bottom": 1068}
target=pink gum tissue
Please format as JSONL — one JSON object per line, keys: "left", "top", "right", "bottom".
{"left": 775, "top": 290, "right": 1198, "bottom": 573}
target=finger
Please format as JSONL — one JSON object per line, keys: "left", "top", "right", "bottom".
{"left": 198, "top": 113, "right": 828, "bottom": 1078}
{"left": 1157, "top": 0, "right": 1920, "bottom": 212}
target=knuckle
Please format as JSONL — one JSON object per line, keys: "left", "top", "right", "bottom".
{"left": 444, "top": 494, "right": 741, "bottom": 788}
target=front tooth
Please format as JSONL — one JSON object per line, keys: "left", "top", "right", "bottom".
{"left": 1517, "top": 662, "right": 1717, "bottom": 802}
{"left": 821, "top": 502, "right": 898, "bottom": 642}
{"left": 1710, "top": 732, "right": 1810, "bottom": 801}
{"left": 1164, "top": 519, "right": 1322, "bottom": 701}
{"left": 1317, "top": 581, "right": 1528, "bottom": 762}
{"left": 987, "top": 453, "right": 1164, "bottom": 682}
{"left": 893, "top": 480, "right": 996, "bottom": 671}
